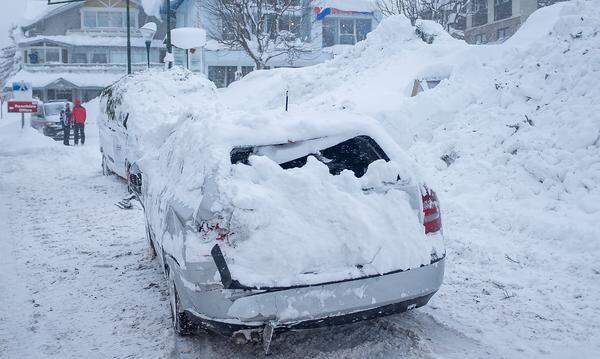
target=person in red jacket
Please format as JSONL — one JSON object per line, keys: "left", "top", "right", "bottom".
{"left": 72, "top": 99, "right": 87, "bottom": 145}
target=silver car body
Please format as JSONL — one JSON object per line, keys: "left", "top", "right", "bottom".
{"left": 134, "top": 128, "right": 446, "bottom": 338}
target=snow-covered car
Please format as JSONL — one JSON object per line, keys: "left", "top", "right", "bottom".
{"left": 99, "top": 109, "right": 131, "bottom": 179}
{"left": 30, "top": 100, "right": 73, "bottom": 141}
{"left": 129, "top": 110, "right": 446, "bottom": 352}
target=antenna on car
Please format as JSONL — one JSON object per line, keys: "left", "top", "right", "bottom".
{"left": 285, "top": 89, "right": 289, "bottom": 112}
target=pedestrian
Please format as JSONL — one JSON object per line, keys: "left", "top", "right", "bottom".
{"left": 61, "top": 103, "right": 72, "bottom": 146}
{"left": 72, "top": 99, "right": 87, "bottom": 145}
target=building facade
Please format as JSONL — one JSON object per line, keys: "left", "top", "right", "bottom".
{"left": 465, "top": 0, "right": 538, "bottom": 44}
{"left": 8, "top": 0, "right": 165, "bottom": 102}
{"left": 170, "top": 0, "right": 380, "bottom": 87}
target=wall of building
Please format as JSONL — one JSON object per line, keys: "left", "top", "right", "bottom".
{"left": 25, "top": 7, "right": 82, "bottom": 37}
{"left": 465, "top": 0, "right": 539, "bottom": 44}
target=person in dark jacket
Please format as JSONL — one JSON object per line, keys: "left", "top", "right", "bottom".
{"left": 72, "top": 99, "right": 87, "bottom": 145}
{"left": 61, "top": 103, "right": 72, "bottom": 146}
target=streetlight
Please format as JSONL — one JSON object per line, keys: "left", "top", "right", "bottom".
{"left": 140, "top": 22, "right": 157, "bottom": 69}
{"left": 165, "top": 0, "right": 173, "bottom": 69}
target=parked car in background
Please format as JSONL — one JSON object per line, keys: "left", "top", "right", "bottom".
{"left": 30, "top": 100, "right": 73, "bottom": 141}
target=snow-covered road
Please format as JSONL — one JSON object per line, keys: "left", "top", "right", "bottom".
{"left": 0, "top": 112, "right": 492, "bottom": 358}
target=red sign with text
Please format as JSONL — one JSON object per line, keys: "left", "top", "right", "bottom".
{"left": 8, "top": 101, "right": 38, "bottom": 113}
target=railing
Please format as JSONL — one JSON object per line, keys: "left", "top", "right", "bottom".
{"left": 65, "top": 28, "right": 144, "bottom": 37}
{"left": 23, "top": 63, "right": 163, "bottom": 70}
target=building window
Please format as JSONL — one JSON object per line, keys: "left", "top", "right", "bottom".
{"left": 266, "top": 14, "right": 304, "bottom": 39}
{"left": 322, "top": 18, "right": 372, "bottom": 47}
{"left": 494, "top": 0, "right": 512, "bottom": 21}
{"left": 208, "top": 66, "right": 238, "bottom": 88}
{"left": 25, "top": 45, "right": 67, "bottom": 64}
{"left": 82, "top": 9, "right": 136, "bottom": 29}
{"left": 72, "top": 52, "right": 88, "bottom": 63}
{"left": 241, "top": 66, "right": 254, "bottom": 77}
{"left": 497, "top": 27, "right": 510, "bottom": 41}
{"left": 91, "top": 50, "right": 108, "bottom": 64}
{"left": 110, "top": 49, "right": 127, "bottom": 64}
{"left": 47, "top": 89, "right": 73, "bottom": 102}
{"left": 474, "top": 33, "right": 487, "bottom": 44}
{"left": 45, "top": 48, "right": 60, "bottom": 62}
{"left": 471, "top": 0, "right": 488, "bottom": 27}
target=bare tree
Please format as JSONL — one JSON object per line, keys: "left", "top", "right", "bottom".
{"left": 376, "top": 0, "right": 470, "bottom": 29}
{"left": 537, "top": 0, "right": 563, "bottom": 7}
{"left": 204, "top": 0, "right": 312, "bottom": 70}
{"left": 376, "top": 0, "right": 424, "bottom": 25}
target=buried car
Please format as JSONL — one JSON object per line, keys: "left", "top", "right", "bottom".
{"left": 30, "top": 100, "right": 73, "bottom": 141}
{"left": 129, "top": 110, "right": 446, "bottom": 353}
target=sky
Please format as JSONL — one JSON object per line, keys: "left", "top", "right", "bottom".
{"left": 0, "top": 1, "right": 27, "bottom": 48}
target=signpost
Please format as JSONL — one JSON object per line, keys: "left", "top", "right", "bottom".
{"left": 10, "top": 81, "right": 36, "bottom": 129}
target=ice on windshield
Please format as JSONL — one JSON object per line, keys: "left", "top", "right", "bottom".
{"left": 231, "top": 135, "right": 390, "bottom": 178}
{"left": 43, "top": 103, "right": 66, "bottom": 116}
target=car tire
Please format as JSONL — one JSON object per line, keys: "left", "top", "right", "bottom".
{"left": 168, "top": 269, "right": 194, "bottom": 336}
{"left": 102, "top": 154, "right": 113, "bottom": 176}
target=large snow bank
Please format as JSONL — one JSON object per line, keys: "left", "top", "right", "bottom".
{"left": 218, "top": 0, "right": 600, "bottom": 356}
{"left": 220, "top": 153, "right": 437, "bottom": 287}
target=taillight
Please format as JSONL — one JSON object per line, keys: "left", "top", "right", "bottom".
{"left": 422, "top": 187, "right": 442, "bottom": 234}
{"left": 199, "top": 221, "right": 233, "bottom": 241}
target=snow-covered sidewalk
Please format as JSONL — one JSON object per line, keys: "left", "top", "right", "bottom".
{"left": 0, "top": 112, "right": 173, "bottom": 357}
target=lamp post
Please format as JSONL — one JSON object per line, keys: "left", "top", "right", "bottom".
{"left": 165, "top": 0, "right": 173, "bottom": 69}
{"left": 126, "top": 0, "right": 131, "bottom": 74}
{"left": 140, "top": 23, "right": 157, "bottom": 69}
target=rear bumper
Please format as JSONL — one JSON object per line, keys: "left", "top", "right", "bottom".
{"left": 179, "top": 256, "right": 445, "bottom": 336}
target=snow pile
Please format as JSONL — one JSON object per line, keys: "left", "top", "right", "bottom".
{"left": 218, "top": 0, "right": 600, "bottom": 356}
{"left": 220, "top": 155, "right": 434, "bottom": 287}
{"left": 0, "top": 114, "right": 57, "bottom": 157}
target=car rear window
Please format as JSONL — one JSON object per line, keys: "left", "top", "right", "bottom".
{"left": 231, "top": 135, "right": 389, "bottom": 178}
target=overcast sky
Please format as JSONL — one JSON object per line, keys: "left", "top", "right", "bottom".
{"left": 0, "top": 1, "right": 27, "bottom": 48}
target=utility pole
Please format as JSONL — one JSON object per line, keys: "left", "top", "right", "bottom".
{"left": 126, "top": 0, "right": 132, "bottom": 74}
{"left": 166, "top": 0, "right": 173, "bottom": 69}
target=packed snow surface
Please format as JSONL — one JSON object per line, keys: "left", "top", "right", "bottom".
{"left": 2, "top": 0, "right": 599, "bottom": 358}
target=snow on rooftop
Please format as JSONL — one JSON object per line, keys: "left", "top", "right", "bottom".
{"left": 314, "top": 0, "right": 377, "bottom": 12}
{"left": 18, "top": 34, "right": 164, "bottom": 48}
{"left": 7, "top": 69, "right": 124, "bottom": 89}
{"left": 22, "top": 0, "right": 160, "bottom": 28}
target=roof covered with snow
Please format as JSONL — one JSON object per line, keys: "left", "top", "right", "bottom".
{"left": 7, "top": 69, "right": 124, "bottom": 88}
{"left": 18, "top": 34, "right": 164, "bottom": 48}
{"left": 314, "top": 0, "right": 377, "bottom": 12}
{"left": 21, "top": 0, "right": 152, "bottom": 28}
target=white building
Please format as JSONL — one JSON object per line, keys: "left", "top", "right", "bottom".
{"left": 170, "top": 0, "right": 381, "bottom": 87}
{"left": 7, "top": 0, "right": 165, "bottom": 102}
{"left": 465, "top": 0, "right": 539, "bottom": 44}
